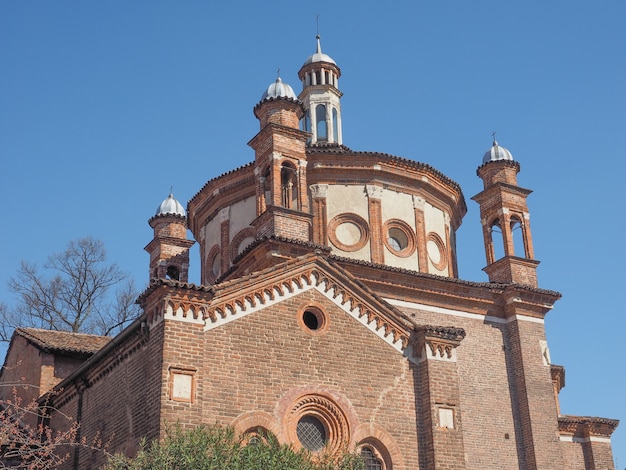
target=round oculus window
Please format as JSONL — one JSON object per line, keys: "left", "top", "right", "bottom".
{"left": 296, "top": 415, "right": 327, "bottom": 452}
{"left": 298, "top": 305, "right": 328, "bottom": 335}
{"left": 303, "top": 310, "right": 320, "bottom": 330}
{"left": 387, "top": 227, "right": 408, "bottom": 251}
{"left": 382, "top": 219, "right": 416, "bottom": 257}
{"left": 211, "top": 253, "right": 221, "bottom": 277}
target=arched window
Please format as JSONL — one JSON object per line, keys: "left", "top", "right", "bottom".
{"left": 490, "top": 218, "right": 505, "bottom": 260}
{"left": 166, "top": 265, "right": 180, "bottom": 281}
{"left": 332, "top": 107, "right": 338, "bottom": 142}
{"left": 361, "top": 447, "right": 383, "bottom": 470}
{"left": 280, "top": 163, "right": 298, "bottom": 209}
{"left": 510, "top": 216, "right": 525, "bottom": 258}
{"left": 316, "top": 104, "right": 327, "bottom": 141}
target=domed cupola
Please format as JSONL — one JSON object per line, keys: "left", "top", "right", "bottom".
{"left": 155, "top": 192, "right": 186, "bottom": 218}
{"left": 253, "top": 75, "right": 304, "bottom": 130}
{"left": 303, "top": 35, "right": 337, "bottom": 66}
{"left": 298, "top": 35, "right": 343, "bottom": 145}
{"left": 261, "top": 76, "right": 298, "bottom": 101}
{"left": 145, "top": 191, "right": 194, "bottom": 282}
{"left": 482, "top": 139, "right": 515, "bottom": 164}
{"left": 477, "top": 136, "right": 521, "bottom": 188}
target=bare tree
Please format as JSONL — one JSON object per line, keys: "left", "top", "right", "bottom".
{"left": 0, "top": 383, "right": 113, "bottom": 469}
{"left": 1, "top": 237, "right": 140, "bottom": 342}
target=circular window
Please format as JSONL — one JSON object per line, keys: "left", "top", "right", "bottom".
{"left": 297, "top": 304, "right": 328, "bottom": 335}
{"left": 328, "top": 213, "right": 369, "bottom": 252}
{"left": 387, "top": 227, "right": 408, "bottom": 251}
{"left": 427, "top": 232, "right": 448, "bottom": 271}
{"left": 206, "top": 245, "right": 221, "bottom": 283}
{"left": 427, "top": 240, "right": 440, "bottom": 264}
{"left": 297, "top": 415, "right": 327, "bottom": 451}
{"left": 303, "top": 310, "right": 321, "bottom": 330}
{"left": 212, "top": 252, "right": 221, "bottom": 277}
{"left": 286, "top": 393, "right": 350, "bottom": 455}
{"left": 382, "top": 220, "right": 416, "bottom": 257}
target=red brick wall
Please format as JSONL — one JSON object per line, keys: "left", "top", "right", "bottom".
{"left": 195, "top": 289, "right": 420, "bottom": 469}
{"left": 50, "top": 326, "right": 164, "bottom": 470}
{"left": 0, "top": 336, "right": 43, "bottom": 428}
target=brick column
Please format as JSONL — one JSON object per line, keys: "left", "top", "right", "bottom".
{"left": 271, "top": 152, "right": 282, "bottom": 207}
{"left": 298, "top": 160, "right": 309, "bottom": 212}
{"left": 522, "top": 212, "right": 534, "bottom": 258}
{"left": 500, "top": 210, "right": 515, "bottom": 257}
{"left": 413, "top": 195, "right": 428, "bottom": 273}
{"left": 414, "top": 326, "right": 466, "bottom": 470}
{"left": 255, "top": 166, "right": 266, "bottom": 216}
{"left": 310, "top": 184, "right": 328, "bottom": 245}
{"left": 366, "top": 185, "right": 384, "bottom": 264}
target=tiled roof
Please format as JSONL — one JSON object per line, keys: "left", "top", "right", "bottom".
{"left": 15, "top": 328, "right": 111, "bottom": 355}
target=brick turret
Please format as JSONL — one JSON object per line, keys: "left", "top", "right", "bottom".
{"left": 248, "top": 76, "right": 312, "bottom": 242}
{"left": 472, "top": 139, "right": 539, "bottom": 287}
{"left": 144, "top": 192, "right": 194, "bottom": 282}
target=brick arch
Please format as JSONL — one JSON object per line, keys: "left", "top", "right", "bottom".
{"left": 205, "top": 244, "right": 221, "bottom": 284}
{"left": 229, "top": 227, "right": 256, "bottom": 262}
{"left": 231, "top": 410, "right": 281, "bottom": 440}
{"left": 277, "top": 386, "right": 360, "bottom": 454}
{"left": 352, "top": 423, "right": 405, "bottom": 470}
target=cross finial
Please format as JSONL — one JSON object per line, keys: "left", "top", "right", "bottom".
{"left": 276, "top": 67, "right": 280, "bottom": 79}
{"left": 491, "top": 131, "right": 497, "bottom": 145}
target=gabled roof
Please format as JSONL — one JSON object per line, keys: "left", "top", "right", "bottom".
{"left": 146, "top": 251, "right": 420, "bottom": 356}
{"left": 13, "top": 328, "right": 111, "bottom": 356}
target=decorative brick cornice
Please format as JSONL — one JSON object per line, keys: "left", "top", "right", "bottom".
{"left": 413, "top": 326, "right": 466, "bottom": 362}
{"left": 558, "top": 415, "right": 619, "bottom": 439}
{"left": 137, "top": 278, "right": 215, "bottom": 306}
{"left": 476, "top": 159, "right": 521, "bottom": 175}
{"left": 551, "top": 364, "right": 565, "bottom": 392}
{"left": 206, "top": 267, "right": 411, "bottom": 355}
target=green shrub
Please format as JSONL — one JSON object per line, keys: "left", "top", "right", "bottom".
{"left": 104, "top": 424, "right": 364, "bottom": 470}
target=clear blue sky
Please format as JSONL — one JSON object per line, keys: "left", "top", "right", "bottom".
{"left": 2, "top": 1, "right": 625, "bottom": 465}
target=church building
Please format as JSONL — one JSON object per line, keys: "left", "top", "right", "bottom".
{"left": 2, "top": 36, "right": 618, "bottom": 469}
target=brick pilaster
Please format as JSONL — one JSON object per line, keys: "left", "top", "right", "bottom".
{"left": 413, "top": 195, "right": 428, "bottom": 273}
{"left": 310, "top": 184, "right": 328, "bottom": 245}
{"left": 366, "top": 185, "right": 384, "bottom": 264}
{"left": 414, "top": 326, "right": 466, "bottom": 470}
{"left": 504, "top": 313, "right": 562, "bottom": 468}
